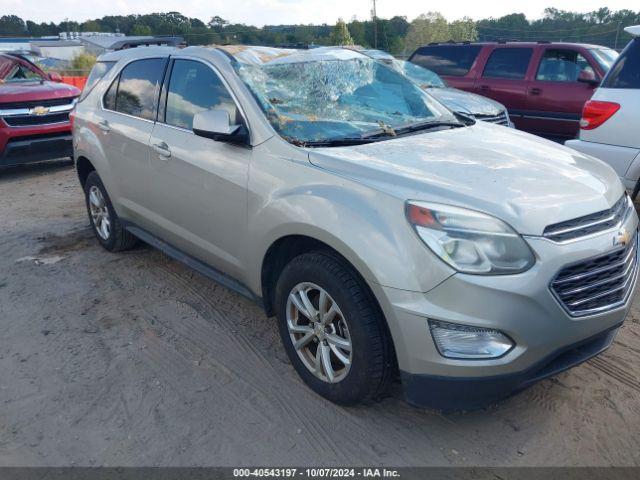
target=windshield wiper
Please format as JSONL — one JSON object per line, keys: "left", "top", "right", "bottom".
{"left": 296, "top": 137, "right": 380, "bottom": 147}
{"left": 394, "top": 120, "right": 465, "bottom": 136}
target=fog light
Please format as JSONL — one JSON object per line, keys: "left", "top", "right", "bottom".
{"left": 429, "top": 320, "right": 514, "bottom": 359}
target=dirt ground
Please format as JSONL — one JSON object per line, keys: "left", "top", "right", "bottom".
{"left": 1, "top": 161, "right": 639, "bottom": 467}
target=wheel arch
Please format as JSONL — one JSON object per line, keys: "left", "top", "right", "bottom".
{"left": 76, "top": 155, "right": 96, "bottom": 188}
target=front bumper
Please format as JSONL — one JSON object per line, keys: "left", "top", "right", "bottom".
{"left": 375, "top": 209, "right": 638, "bottom": 410}
{"left": 0, "top": 133, "right": 73, "bottom": 167}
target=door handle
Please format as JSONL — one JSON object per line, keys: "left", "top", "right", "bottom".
{"left": 529, "top": 87, "right": 542, "bottom": 95}
{"left": 97, "top": 120, "right": 111, "bottom": 132}
{"left": 479, "top": 85, "right": 490, "bottom": 91}
{"left": 152, "top": 142, "right": 171, "bottom": 158}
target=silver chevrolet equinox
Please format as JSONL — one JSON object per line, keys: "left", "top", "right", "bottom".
{"left": 72, "top": 45, "right": 639, "bottom": 410}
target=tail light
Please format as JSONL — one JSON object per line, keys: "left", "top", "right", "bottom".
{"left": 580, "top": 100, "right": 620, "bottom": 130}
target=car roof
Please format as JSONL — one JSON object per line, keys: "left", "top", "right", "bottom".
{"left": 99, "top": 46, "right": 180, "bottom": 62}
{"left": 419, "top": 41, "right": 612, "bottom": 50}
{"left": 215, "top": 45, "right": 368, "bottom": 65}
{"left": 625, "top": 25, "right": 640, "bottom": 37}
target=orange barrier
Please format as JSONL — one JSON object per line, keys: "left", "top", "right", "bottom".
{"left": 61, "top": 76, "right": 87, "bottom": 90}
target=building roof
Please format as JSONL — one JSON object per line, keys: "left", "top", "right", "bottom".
{"left": 30, "top": 40, "right": 83, "bottom": 48}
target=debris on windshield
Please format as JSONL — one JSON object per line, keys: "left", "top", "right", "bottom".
{"left": 377, "top": 121, "right": 396, "bottom": 136}
{"left": 220, "top": 46, "right": 452, "bottom": 145}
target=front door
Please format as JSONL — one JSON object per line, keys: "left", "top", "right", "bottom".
{"left": 521, "top": 48, "right": 599, "bottom": 139}
{"left": 147, "top": 58, "right": 252, "bottom": 278}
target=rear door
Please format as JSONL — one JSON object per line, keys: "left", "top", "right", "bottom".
{"left": 98, "top": 57, "right": 167, "bottom": 224}
{"left": 146, "top": 57, "right": 252, "bottom": 278}
{"left": 522, "top": 47, "right": 600, "bottom": 138}
{"left": 473, "top": 46, "right": 534, "bottom": 124}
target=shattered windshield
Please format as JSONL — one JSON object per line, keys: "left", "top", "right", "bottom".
{"left": 233, "top": 54, "right": 456, "bottom": 145}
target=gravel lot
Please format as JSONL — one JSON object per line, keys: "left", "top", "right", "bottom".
{"left": 1, "top": 161, "right": 639, "bottom": 467}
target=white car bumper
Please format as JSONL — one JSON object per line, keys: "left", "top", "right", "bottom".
{"left": 565, "top": 139, "right": 640, "bottom": 191}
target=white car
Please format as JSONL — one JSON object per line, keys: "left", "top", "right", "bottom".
{"left": 566, "top": 26, "right": 640, "bottom": 195}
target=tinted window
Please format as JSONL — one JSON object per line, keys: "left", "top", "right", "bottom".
{"left": 536, "top": 49, "right": 593, "bottom": 82}
{"left": 80, "top": 61, "right": 115, "bottom": 102}
{"left": 603, "top": 39, "right": 640, "bottom": 89}
{"left": 482, "top": 48, "right": 533, "bottom": 79}
{"left": 103, "top": 77, "right": 117, "bottom": 110}
{"left": 115, "top": 58, "right": 166, "bottom": 120}
{"left": 165, "top": 59, "right": 240, "bottom": 130}
{"left": 410, "top": 45, "right": 482, "bottom": 77}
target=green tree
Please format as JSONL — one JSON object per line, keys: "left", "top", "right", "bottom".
{"left": 131, "top": 24, "right": 152, "bottom": 36}
{"left": 330, "top": 18, "right": 354, "bottom": 46}
{"left": 0, "top": 15, "right": 26, "bottom": 34}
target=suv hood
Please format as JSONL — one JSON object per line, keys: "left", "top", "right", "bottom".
{"left": 428, "top": 87, "right": 504, "bottom": 116}
{"left": 0, "top": 80, "right": 79, "bottom": 103}
{"left": 308, "top": 122, "right": 623, "bottom": 236}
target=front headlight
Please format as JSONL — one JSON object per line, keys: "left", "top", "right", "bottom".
{"left": 406, "top": 201, "right": 535, "bottom": 275}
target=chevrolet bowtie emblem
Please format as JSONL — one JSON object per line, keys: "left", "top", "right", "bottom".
{"left": 31, "top": 106, "right": 50, "bottom": 116}
{"left": 615, "top": 228, "right": 631, "bottom": 247}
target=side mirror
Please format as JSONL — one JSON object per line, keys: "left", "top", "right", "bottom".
{"left": 192, "top": 109, "right": 248, "bottom": 144}
{"left": 48, "top": 72, "right": 63, "bottom": 82}
{"left": 577, "top": 69, "right": 599, "bottom": 86}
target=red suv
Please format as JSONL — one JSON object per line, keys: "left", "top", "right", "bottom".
{"left": 0, "top": 53, "right": 80, "bottom": 168}
{"left": 409, "top": 42, "right": 619, "bottom": 139}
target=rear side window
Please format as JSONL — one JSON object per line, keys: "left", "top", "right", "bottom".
{"left": 106, "top": 58, "right": 166, "bottom": 120}
{"left": 79, "top": 61, "right": 115, "bottom": 102}
{"left": 164, "top": 59, "right": 240, "bottom": 130}
{"left": 410, "top": 45, "right": 482, "bottom": 77}
{"left": 482, "top": 48, "right": 533, "bottom": 79}
{"left": 603, "top": 39, "right": 640, "bottom": 89}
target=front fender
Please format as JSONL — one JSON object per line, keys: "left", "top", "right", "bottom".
{"left": 245, "top": 169, "right": 454, "bottom": 296}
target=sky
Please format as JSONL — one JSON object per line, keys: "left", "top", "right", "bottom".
{"left": 3, "top": 0, "right": 639, "bottom": 26}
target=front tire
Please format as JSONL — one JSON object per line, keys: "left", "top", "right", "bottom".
{"left": 84, "top": 171, "right": 137, "bottom": 252}
{"left": 275, "top": 251, "right": 394, "bottom": 405}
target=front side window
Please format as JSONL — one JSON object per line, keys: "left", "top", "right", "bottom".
{"left": 234, "top": 54, "right": 455, "bottom": 145}
{"left": 112, "top": 58, "right": 166, "bottom": 120}
{"left": 165, "top": 59, "right": 240, "bottom": 130}
{"left": 482, "top": 48, "right": 533, "bottom": 80}
{"left": 536, "top": 49, "right": 594, "bottom": 82}
{"left": 602, "top": 39, "right": 640, "bottom": 89}
{"left": 410, "top": 45, "right": 482, "bottom": 77}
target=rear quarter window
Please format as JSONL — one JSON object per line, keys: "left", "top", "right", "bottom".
{"left": 79, "top": 61, "right": 116, "bottom": 102}
{"left": 410, "top": 45, "right": 482, "bottom": 77}
{"left": 602, "top": 39, "right": 640, "bottom": 89}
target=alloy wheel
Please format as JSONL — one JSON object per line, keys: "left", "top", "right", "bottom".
{"left": 286, "top": 282, "right": 352, "bottom": 383}
{"left": 88, "top": 185, "right": 111, "bottom": 241}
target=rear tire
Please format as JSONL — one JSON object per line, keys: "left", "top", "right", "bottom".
{"left": 275, "top": 251, "right": 394, "bottom": 405}
{"left": 84, "top": 171, "right": 137, "bottom": 252}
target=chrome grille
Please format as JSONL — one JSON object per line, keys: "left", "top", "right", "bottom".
{"left": 543, "top": 194, "right": 631, "bottom": 242}
{"left": 551, "top": 233, "right": 638, "bottom": 316}
{"left": 475, "top": 111, "right": 509, "bottom": 126}
{"left": 3, "top": 112, "right": 70, "bottom": 127}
